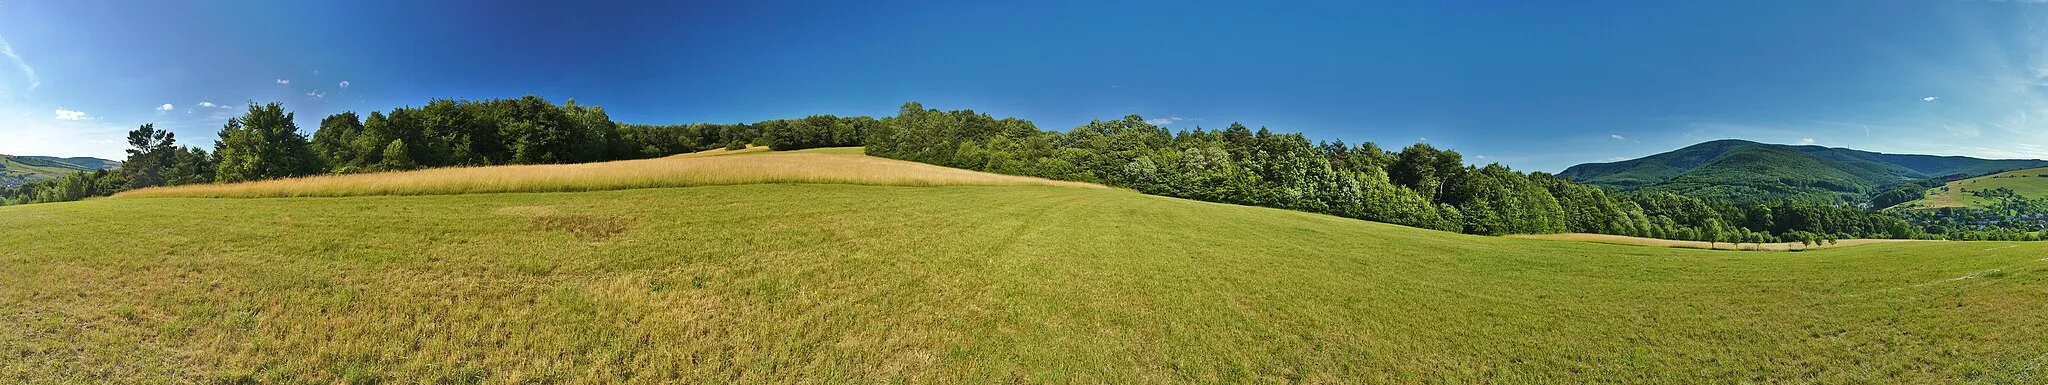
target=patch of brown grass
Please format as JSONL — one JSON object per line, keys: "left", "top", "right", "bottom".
{"left": 114, "top": 152, "right": 1104, "bottom": 199}
{"left": 530, "top": 214, "right": 632, "bottom": 242}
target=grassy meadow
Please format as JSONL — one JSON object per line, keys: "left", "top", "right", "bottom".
{"left": 114, "top": 148, "right": 1099, "bottom": 199}
{"left": 3, "top": 152, "right": 2047, "bottom": 383}
{"left": 1907, "top": 166, "right": 2048, "bottom": 209}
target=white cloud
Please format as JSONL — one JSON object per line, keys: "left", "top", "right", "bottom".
{"left": 1609, "top": 134, "right": 1625, "bottom": 140}
{"left": 196, "top": 101, "right": 217, "bottom": 108}
{"left": 1796, "top": 138, "right": 1816, "bottom": 145}
{"left": 338, "top": 80, "right": 350, "bottom": 88}
{"left": 156, "top": 103, "right": 174, "bottom": 112}
{"left": 0, "top": 107, "right": 129, "bottom": 159}
{"left": 0, "top": 34, "right": 39, "bottom": 93}
{"left": 1922, "top": 96, "right": 1938, "bottom": 102}
{"left": 53, "top": 108, "right": 88, "bottom": 120}
{"left": 1145, "top": 118, "right": 1171, "bottom": 125}
{"left": 276, "top": 79, "right": 291, "bottom": 85}
{"left": 1418, "top": 137, "right": 1428, "bottom": 142}
{"left": 305, "top": 90, "right": 325, "bottom": 99}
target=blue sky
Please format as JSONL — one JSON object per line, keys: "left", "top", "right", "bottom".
{"left": 3, "top": 1, "right": 2048, "bottom": 172}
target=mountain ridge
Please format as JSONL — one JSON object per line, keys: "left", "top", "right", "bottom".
{"left": 0, "top": 154, "right": 121, "bottom": 188}
{"left": 1559, "top": 139, "right": 2047, "bottom": 202}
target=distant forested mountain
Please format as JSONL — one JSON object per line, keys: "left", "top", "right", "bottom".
{"left": 20, "top": 156, "right": 121, "bottom": 171}
{"left": 0, "top": 155, "right": 119, "bottom": 188}
{"left": 1559, "top": 139, "right": 2047, "bottom": 202}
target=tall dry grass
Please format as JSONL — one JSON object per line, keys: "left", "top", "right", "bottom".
{"left": 114, "top": 152, "right": 1103, "bottom": 199}
{"left": 661, "top": 145, "right": 773, "bottom": 158}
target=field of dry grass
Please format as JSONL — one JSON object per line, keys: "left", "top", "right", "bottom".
{"left": 114, "top": 149, "right": 1101, "bottom": 199}
{"left": 1508, "top": 233, "right": 1931, "bottom": 251}
{"left": 662, "top": 145, "right": 774, "bottom": 158}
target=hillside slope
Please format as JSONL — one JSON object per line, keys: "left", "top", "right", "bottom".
{"left": 1899, "top": 165, "right": 2048, "bottom": 209}
{"left": 116, "top": 148, "right": 1098, "bottom": 199}
{"left": 0, "top": 155, "right": 119, "bottom": 188}
{"left": 3, "top": 154, "right": 2045, "bottom": 383}
{"left": 1560, "top": 140, "right": 2046, "bottom": 202}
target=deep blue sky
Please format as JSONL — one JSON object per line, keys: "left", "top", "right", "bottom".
{"left": 4, "top": 0, "right": 2047, "bottom": 172}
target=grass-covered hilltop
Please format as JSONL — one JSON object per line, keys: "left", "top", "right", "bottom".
{"left": 1898, "top": 165, "right": 2048, "bottom": 209}
{"left": 5, "top": 98, "right": 2048, "bottom": 383}
{"left": 0, "top": 154, "right": 117, "bottom": 188}
{"left": 5, "top": 147, "right": 2046, "bottom": 383}
{"left": 17, "top": 1, "right": 2048, "bottom": 383}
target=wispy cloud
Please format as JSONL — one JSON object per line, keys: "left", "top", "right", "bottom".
{"left": 276, "top": 79, "right": 291, "bottom": 85}
{"left": 1922, "top": 96, "right": 1938, "bottom": 102}
{"left": 156, "top": 103, "right": 174, "bottom": 112}
{"left": 338, "top": 80, "right": 350, "bottom": 88}
{"left": 1944, "top": 123, "right": 1982, "bottom": 139}
{"left": 196, "top": 101, "right": 218, "bottom": 108}
{"left": 0, "top": 33, "right": 39, "bottom": 93}
{"left": 305, "top": 90, "right": 325, "bottom": 99}
{"left": 1796, "top": 138, "right": 1816, "bottom": 145}
{"left": 54, "top": 108, "right": 89, "bottom": 120}
{"left": 1609, "top": 134, "right": 1625, "bottom": 140}
{"left": 1145, "top": 115, "right": 1188, "bottom": 126}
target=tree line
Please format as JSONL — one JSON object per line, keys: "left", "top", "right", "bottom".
{"left": 863, "top": 102, "right": 1989, "bottom": 243}
{"left": 4, "top": 98, "right": 2035, "bottom": 243}
{"left": 1, "top": 96, "right": 865, "bottom": 205}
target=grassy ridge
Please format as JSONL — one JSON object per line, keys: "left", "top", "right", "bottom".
{"left": 114, "top": 149, "right": 1100, "bottom": 199}
{"left": 0, "top": 155, "right": 106, "bottom": 187}
{"left": 1906, "top": 166, "right": 2048, "bottom": 209}
{"left": 4, "top": 182, "right": 2047, "bottom": 383}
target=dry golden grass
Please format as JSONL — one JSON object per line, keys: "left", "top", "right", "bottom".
{"left": 113, "top": 151, "right": 1103, "bottom": 199}
{"left": 1508, "top": 233, "right": 1932, "bottom": 251}
{"left": 662, "top": 145, "right": 773, "bottom": 158}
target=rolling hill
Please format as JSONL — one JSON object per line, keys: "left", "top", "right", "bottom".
{"left": 1896, "top": 165, "right": 2048, "bottom": 209}
{"left": 0, "top": 155, "right": 120, "bottom": 188}
{"left": 1560, "top": 139, "right": 2047, "bottom": 202}
{"left": 3, "top": 149, "right": 2045, "bottom": 383}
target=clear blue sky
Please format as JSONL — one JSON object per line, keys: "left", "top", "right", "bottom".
{"left": 3, "top": 0, "right": 2046, "bottom": 172}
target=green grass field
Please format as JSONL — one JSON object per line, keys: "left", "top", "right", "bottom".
{"left": 1906, "top": 166, "right": 2048, "bottom": 209}
{"left": 4, "top": 154, "right": 2047, "bottom": 383}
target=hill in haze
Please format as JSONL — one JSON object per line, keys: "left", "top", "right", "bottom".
{"left": 1559, "top": 139, "right": 2047, "bottom": 202}
{"left": 0, "top": 155, "right": 120, "bottom": 188}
